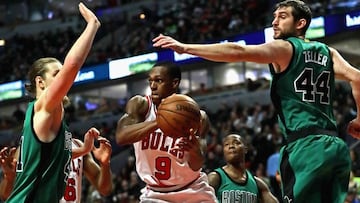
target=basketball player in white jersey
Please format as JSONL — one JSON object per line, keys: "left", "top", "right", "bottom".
{"left": 0, "top": 128, "right": 113, "bottom": 203}
{"left": 60, "top": 135, "right": 113, "bottom": 203}
{"left": 116, "top": 61, "right": 217, "bottom": 203}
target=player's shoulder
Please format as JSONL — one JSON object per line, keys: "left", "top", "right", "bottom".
{"left": 129, "top": 95, "right": 148, "bottom": 105}
{"left": 126, "top": 95, "right": 151, "bottom": 115}
{"left": 207, "top": 170, "right": 222, "bottom": 189}
{"left": 127, "top": 95, "right": 149, "bottom": 108}
{"left": 266, "top": 39, "right": 292, "bottom": 49}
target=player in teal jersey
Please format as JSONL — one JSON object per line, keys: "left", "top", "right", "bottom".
{"left": 1, "top": 3, "right": 100, "bottom": 203}
{"left": 208, "top": 134, "right": 279, "bottom": 203}
{"left": 0, "top": 130, "right": 113, "bottom": 203}
{"left": 153, "top": 0, "right": 360, "bottom": 202}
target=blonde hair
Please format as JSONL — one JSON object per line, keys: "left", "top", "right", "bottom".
{"left": 24, "top": 57, "right": 60, "bottom": 97}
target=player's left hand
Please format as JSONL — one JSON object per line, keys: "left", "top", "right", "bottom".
{"left": 348, "top": 118, "right": 360, "bottom": 139}
{"left": 173, "top": 129, "right": 201, "bottom": 154}
{"left": 92, "top": 136, "right": 112, "bottom": 165}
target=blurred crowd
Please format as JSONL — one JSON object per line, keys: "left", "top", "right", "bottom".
{"left": 1, "top": 0, "right": 360, "bottom": 202}
{"left": 1, "top": 0, "right": 359, "bottom": 83}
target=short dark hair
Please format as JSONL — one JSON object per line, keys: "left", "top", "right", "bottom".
{"left": 275, "top": 0, "right": 312, "bottom": 35}
{"left": 152, "top": 61, "right": 181, "bottom": 81}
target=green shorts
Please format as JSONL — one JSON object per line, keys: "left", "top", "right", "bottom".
{"left": 279, "top": 135, "right": 351, "bottom": 203}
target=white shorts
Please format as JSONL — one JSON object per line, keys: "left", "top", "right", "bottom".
{"left": 139, "top": 172, "right": 218, "bottom": 203}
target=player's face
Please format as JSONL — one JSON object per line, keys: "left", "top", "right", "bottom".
{"left": 40, "top": 62, "right": 62, "bottom": 87}
{"left": 272, "top": 6, "right": 297, "bottom": 39}
{"left": 148, "top": 66, "right": 177, "bottom": 106}
{"left": 223, "top": 134, "right": 247, "bottom": 164}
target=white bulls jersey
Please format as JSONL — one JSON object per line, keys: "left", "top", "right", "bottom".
{"left": 133, "top": 96, "right": 201, "bottom": 192}
{"left": 60, "top": 140, "right": 83, "bottom": 203}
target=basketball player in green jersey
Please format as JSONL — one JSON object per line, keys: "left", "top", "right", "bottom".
{"left": 208, "top": 134, "right": 279, "bottom": 203}
{"left": 153, "top": 0, "right": 360, "bottom": 202}
{"left": 0, "top": 130, "right": 113, "bottom": 203}
{"left": 3, "top": 3, "right": 100, "bottom": 203}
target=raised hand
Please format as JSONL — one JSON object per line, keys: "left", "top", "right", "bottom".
{"left": 78, "top": 2, "right": 101, "bottom": 27}
{"left": 83, "top": 127, "right": 100, "bottom": 153}
{"left": 72, "top": 127, "right": 100, "bottom": 159}
{"left": 92, "top": 136, "right": 112, "bottom": 166}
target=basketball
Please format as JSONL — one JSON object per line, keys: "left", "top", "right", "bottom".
{"left": 157, "top": 94, "right": 201, "bottom": 138}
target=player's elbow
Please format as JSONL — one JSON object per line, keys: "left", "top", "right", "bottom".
{"left": 115, "top": 132, "right": 122, "bottom": 145}
{"left": 115, "top": 131, "right": 129, "bottom": 145}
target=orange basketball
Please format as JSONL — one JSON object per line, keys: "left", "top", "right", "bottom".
{"left": 157, "top": 94, "right": 201, "bottom": 138}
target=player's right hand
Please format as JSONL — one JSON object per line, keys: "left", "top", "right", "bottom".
{"left": 152, "top": 34, "right": 185, "bottom": 54}
{"left": 83, "top": 127, "right": 100, "bottom": 153}
{"left": 347, "top": 118, "right": 360, "bottom": 139}
{"left": 78, "top": 2, "right": 100, "bottom": 28}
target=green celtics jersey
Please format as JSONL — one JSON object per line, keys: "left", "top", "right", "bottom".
{"left": 269, "top": 37, "right": 337, "bottom": 140}
{"left": 214, "top": 168, "right": 259, "bottom": 203}
{"left": 6, "top": 100, "right": 72, "bottom": 203}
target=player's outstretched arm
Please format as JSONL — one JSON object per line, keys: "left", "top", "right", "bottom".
{"left": 153, "top": 34, "right": 292, "bottom": 67}
{"left": 40, "top": 3, "right": 100, "bottom": 112}
{"left": 153, "top": 34, "right": 243, "bottom": 62}
{"left": 83, "top": 136, "right": 113, "bottom": 196}
{"left": 331, "top": 47, "right": 360, "bottom": 138}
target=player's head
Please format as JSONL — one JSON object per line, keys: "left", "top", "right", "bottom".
{"left": 222, "top": 134, "right": 248, "bottom": 165}
{"left": 148, "top": 61, "right": 181, "bottom": 106}
{"left": 25, "top": 57, "right": 70, "bottom": 105}
{"left": 272, "top": 0, "right": 312, "bottom": 39}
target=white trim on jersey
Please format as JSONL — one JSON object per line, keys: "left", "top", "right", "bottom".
{"left": 59, "top": 140, "right": 84, "bottom": 203}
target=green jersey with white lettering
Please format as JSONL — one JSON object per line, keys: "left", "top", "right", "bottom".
{"left": 214, "top": 168, "right": 259, "bottom": 203}
{"left": 269, "top": 37, "right": 337, "bottom": 140}
{"left": 6, "top": 100, "right": 72, "bottom": 203}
